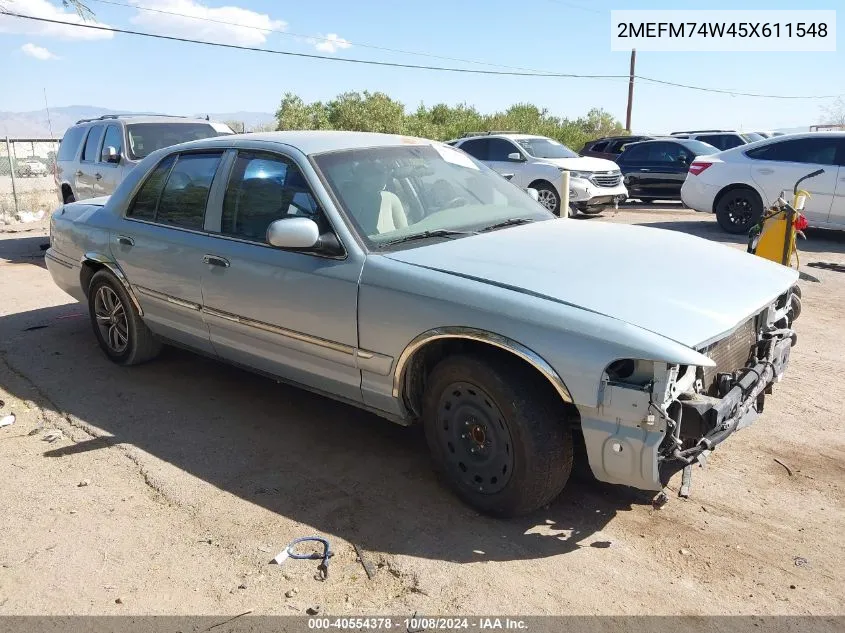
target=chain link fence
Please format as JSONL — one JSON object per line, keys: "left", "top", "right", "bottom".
{"left": 1, "top": 137, "right": 60, "bottom": 225}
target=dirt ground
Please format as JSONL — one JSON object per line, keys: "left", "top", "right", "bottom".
{"left": 0, "top": 205, "right": 843, "bottom": 617}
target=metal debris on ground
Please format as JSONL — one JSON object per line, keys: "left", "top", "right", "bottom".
{"left": 0, "top": 414, "right": 15, "bottom": 429}
{"left": 794, "top": 556, "right": 809, "bottom": 567}
{"left": 78, "top": 479, "right": 91, "bottom": 487}
{"left": 42, "top": 429, "right": 64, "bottom": 443}
{"left": 306, "top": 606, "right": 321, "bottom": 616}
{"left": 679, "top": 464, "right": 693, "bottom": 498}
{"left": 652, "top": 490, "right": 669, "bottom": 509}
{"left": 285, "top": 588, "right": 298, "bottom": 598}
{"left": 774, "top": 458, "right": 794, "bottom": 476}
{"left": 271, "top": 536, "right": 333, "bottom": 581}
{"left": 353, "top": 542, "right": 375, "bottom": 580}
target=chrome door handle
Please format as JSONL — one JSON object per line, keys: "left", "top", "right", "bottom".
{"left": 203, "top": 254, "right": 230, "bottom": 268}
{"left": 117, "top": 235, "right": 134, "bottom": 246}
{"left": 95, "top": 173, "right": 102, "bottom": 180}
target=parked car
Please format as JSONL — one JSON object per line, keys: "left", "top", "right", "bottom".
{"left": 670, "top": 130, "right": 762, "bottom": 151}
{"left": 45, "top": 131, "right": 801, "bottom": 517}
{"left": 55, "top": 114, "right": 233, "bottom": 204}
{"left": 616, "top": 138, "right": 719, "bottom": 203}
{"left": 450, "top": 132, "right": 627, "bottom": 215}
{"left": 17, "top": 158, "right": 48, "bottom": 177}
{"left": 579, "top": 135, "right": 655, "bottom": 161}
{"left": 681, "top": 132, "right": 845, "bottom": 233}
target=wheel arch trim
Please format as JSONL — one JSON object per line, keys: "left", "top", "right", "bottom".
{"left": 391, "top": 326, "right": 574, "bottom": 406}
{"left": 81, "top": 252, "right": 144, "bottom": 316}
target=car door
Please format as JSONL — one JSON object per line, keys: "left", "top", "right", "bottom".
{"left": 93, "top": 123, "right": 126, "bottom": 197}
{"left": 485, "top": 138, "right": 533, "bottom": 188}
{"left": 619, "top": 143, "right": 671, "bottom": 197}
{"left": 199, "top": 149, "right": 364, "bottom": 403}
{"left": 110, "top": 150, "right": 225, "bottom": 354}
{"left": 747, "top": 136, "right": 842, "bottom": 225}
{"left": 76, "top": 124, "right": 105, "bottom": 200}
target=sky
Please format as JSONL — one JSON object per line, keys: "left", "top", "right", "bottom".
{"left": 0, "top": 0, "right": 842, "bottom": 134}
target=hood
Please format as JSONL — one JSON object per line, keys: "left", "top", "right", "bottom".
{"left": 537, "top": 156, "right": 619, "bottom": 172}
{"left": 384, "top": 220, "right": 798, "bottom": 349}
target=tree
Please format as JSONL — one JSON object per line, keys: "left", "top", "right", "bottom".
{"left": 273, "top": 91, "right": 625, "bottom": 149}
{"left": 820, "top": 98, "right": 845, "bottom": 126}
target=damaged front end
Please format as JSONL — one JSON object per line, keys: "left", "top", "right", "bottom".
{"left": 580, "top": 285, "right": 800, "bottom": 492}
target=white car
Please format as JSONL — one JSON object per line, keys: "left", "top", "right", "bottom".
{"left": 449, "top": 133, "right": 627, "bottom": 215}
{"left": 17, "top": 158, "right": 48, "bottom": 177}
{"left": 681, "top": 132, "right": 845, "bottom": 233}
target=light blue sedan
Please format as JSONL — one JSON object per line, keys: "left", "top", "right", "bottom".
{"left": 45, "top": 131, "right": 801, "bottom": 517}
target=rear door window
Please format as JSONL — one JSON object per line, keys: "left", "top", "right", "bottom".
{"left": 457, "top": 139, "right": 489, "bottom": 161}
{"left": 745, "top": 137, "right": 841, "bottom": 165}
{"left": 488, "top": 138, "right": 519, "bottom": 161}
{"left": 156, "top": 153, "right": 223, "bottom": 230}
{"left": 618, "top": 144, "right": 650, "bottom": 163}
{"left": 57, "top": 126, "right": 87, "bottom": 161}
{"left": 81, "top": 125, "right": 105, "bottom": 163}
{"left": 590, "top": 141, "right": 609, "bottom": 152}
{"left": 127, "top": 155, "right": 176, "bottom": 221}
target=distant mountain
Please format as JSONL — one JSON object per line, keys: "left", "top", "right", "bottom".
{"left": 0, "top": 105, "right": 275, "bottom": 138}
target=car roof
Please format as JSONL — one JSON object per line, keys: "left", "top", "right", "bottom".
{"left": 163, "top": 130, "right": 441, "bottom": 156}
{"left": 459, "top": 133, "right": 547, "bottom": 142}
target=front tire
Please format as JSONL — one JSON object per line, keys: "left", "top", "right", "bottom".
{"left": 422, "top": 354, "right": 573, "bottom": 517}
{"left": 88, "top": 270, "right": 161, "bottom": 366}
{"left": 532, "top": 183, "right": 561, "bottom": 215}
{"left": 716, "top": 188, "right": 763, "bottom": 234}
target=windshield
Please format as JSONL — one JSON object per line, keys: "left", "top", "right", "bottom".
{"left": 515, "top": 137, "right": 579, "bottom": 159}
{"left": 126, "top": 123, "right": 224, "bottom": 160}
{"left": 314, "top": 144, "right": 552, "bottom": 248}
{"left": 684, "top": 140, "right": 720, "bottom": 155}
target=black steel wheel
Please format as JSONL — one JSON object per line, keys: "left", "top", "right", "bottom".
{"left": 422, "top": 354, "right": 573, "bottom": 517}
{"left": 716, "top": 188, "right": 763, "bottom": 234}
{"left": 434, "top": 381, "right": 515, "bottom": 495}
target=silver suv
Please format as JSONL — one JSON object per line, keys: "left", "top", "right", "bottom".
{"left": 55, "top": 114, "right": 233, "bottom": 203}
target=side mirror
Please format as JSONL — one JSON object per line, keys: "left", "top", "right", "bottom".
{"left": 526, "top": 188, "right": 540, "bottom": 202}
{"left": 267, "top": 217, "right": 320, "bottom": 249}
{"left": 105, "top": 146, "right": 120, "bottom": 164}
{"left": 507, "top": 152, "right": 524, "bottom": 162}
{"left": 502, "top": 173, "right": 515, "bottom": 181}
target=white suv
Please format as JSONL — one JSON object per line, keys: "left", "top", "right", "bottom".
{"left": 670, "top": 130, "right": 764, "bottom": 151}
{"left": 681, "top": 132, "right": 845, "bottom": 233}
{"left": 449, "top": 133, "right": 627, "bottom": 215}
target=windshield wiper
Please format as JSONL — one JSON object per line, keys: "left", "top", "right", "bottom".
{"left": 379, "top": 229, "right": 477, "bottom": 247}
{"left": 478, "top": 218, "right": 535, "bottom": 232}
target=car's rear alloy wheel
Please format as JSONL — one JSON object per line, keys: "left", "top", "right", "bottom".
{"left": 716, "top": 190, "right": 763, "bottom": 234}
{"left": 93, "top": 285, "right": 129, "bottom": 355}
{"left": 422, "top": 354, "right": 573, "bottom": 517}
{"left": 88, "top": 270, "right": 162, "bottom": 365}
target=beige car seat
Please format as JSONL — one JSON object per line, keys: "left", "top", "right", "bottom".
{"left": 376, "top": 190, "right": 409, "bottom": 233}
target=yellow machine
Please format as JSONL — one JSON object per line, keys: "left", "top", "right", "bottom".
{"left": 747, "top": 168, "right": 822, "bottom": 268}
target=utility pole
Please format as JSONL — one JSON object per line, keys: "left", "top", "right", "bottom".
{"left": 625, "top": 49, "right": 636, "bottom": 132}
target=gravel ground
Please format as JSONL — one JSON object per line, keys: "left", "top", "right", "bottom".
{"left": 0, "top": 206, "right": 843, "bottom": 616}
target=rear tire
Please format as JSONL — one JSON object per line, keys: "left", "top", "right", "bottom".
{"left": 715, "top": 188, "right": 763, "bottom": 234}
{"left": 422, "top": 354, "right": 573, "bottom": 517}
{"left": 88, "top": 270, "right": 161, "bottom": 366}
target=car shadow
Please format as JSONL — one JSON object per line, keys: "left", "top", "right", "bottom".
{"left": 627, "top": 219, "right": 845, "bottom": 254}
{"left": 0, "top": 234, "right": 49, "bottom": 269}
{"left": 0, "top": 301, "right": 651, "bottom": 565}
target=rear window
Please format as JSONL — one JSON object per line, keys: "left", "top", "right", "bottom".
{"left": 126, "top": 123, "right": 224, "bottom": 160}
{"left": 683, "top": 140, "right": 720, "bottom": 155}
{"left": 57, "top": 126, "right": 87, "bottom": 161}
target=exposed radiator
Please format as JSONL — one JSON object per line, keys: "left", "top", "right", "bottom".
{"left": 699, "top": 318, "right": 757, "bottom": 395}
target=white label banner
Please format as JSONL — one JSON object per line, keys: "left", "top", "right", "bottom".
{"left": 611, "top": 10, "right": 836, "bottom": 52}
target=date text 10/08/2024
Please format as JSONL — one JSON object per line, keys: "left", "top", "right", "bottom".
{"left": 307, "top": 618, "right": 528, "bottom": 630}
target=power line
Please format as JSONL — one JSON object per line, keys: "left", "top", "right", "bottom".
{"left": 1, "top": 12, "right": 624, "bottom": 78}
{"left": 87, "top": 0, "right": 561, "bottom": 75}
{"left": 3, "top": 12, "right": 842, "bottom": 100}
